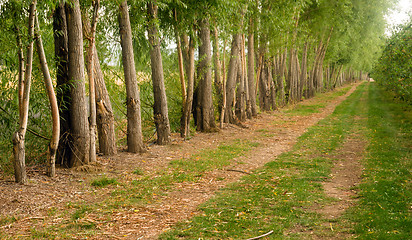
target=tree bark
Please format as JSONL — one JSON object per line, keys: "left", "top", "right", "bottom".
{"left": 300, "top": 42, "right": 308, "bottom": 99}
{"left": 181, "top": 35, "right": 195, "bottom": 138}
{"left": 197, "top": 18, "right": 216, "bottom": 131}
{"left": 66, "top": 0, "right": 90, "bottom": 167}
{"left": 87, "top": 0, "right": 99, "bottom": 163}
{"left": 225, "top": 33, "right": 241, "bottom": 124}
{"left": 213, "top": 26, "right": 223, "bottom": 122}
{"left": 174, "top": 9, "right": 186, "bottom": 108}
{"left": 247, "top": 18, "right": 257, "bottom": 117}
{"left": 81, "top": 7, "right": 117, "bottom": 156}
{"left": 34, "top": 14, "right": 60, "bottom": 177}
{"left": 13, "top": 0, "right": 36, "bottom": 184}
{"left": 147, "top": 1, "right": 171, "bottom": 144}
{"left": 220, "top": 39, "right": 227, "bottom": 128}
{"left": 54, "top": 0, "right": 71, "bottom": 167}
{"left": 119, "top": 0, "right": 145, "bottom": 152}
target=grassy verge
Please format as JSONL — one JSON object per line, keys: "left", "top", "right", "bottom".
{"left": 160, "top": 82, "right": 411, "bottom": 239}
{"left": 347, "top": 83, "right": 412, "bottom": 239}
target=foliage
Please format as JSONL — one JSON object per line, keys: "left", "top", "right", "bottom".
{"left": 372, "top": 21, "right": 412, "bottom": 102}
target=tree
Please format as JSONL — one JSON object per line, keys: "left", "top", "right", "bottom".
{"left": 119, "top": 0, "right": 145, "bottom": 152}
{"left": 86, "top": 0, "right": 100, "bottom": 163}
{"left": 54, "top": 0, "right": 71, "bottom": 167}
{"left": 13, "top": 0, "right": 37, "bottom": 184}
{"left": 82, "top": 4, "right": 117, "bottom": 156}
{"left": 34, "top": 13, "right": 60, "bottom": 177}
{"left": 66, "top": 0, "right": 90, "bottom": 167}
{"left": 196, "top": 17, "right": 216, "bottom": 132}
{"left": 147, "top": 0, "right": 171, "bottom": 144}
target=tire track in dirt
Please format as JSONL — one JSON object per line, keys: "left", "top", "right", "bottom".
{"left": 109, "top": 82, "right": 363, "bottom": 239}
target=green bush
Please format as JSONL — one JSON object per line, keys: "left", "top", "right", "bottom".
{"left": 372, "top": 21, "right": 412, "bottom": 102}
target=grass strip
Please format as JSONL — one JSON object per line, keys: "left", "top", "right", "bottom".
{"left": 347, "top": 83, "right": 412, "bottom": 239}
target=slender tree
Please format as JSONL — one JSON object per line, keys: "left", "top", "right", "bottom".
{"left": 86, "top": 0, "right": 100, "bottom": 163}
{"left": 34, "top": 14, "right": 60, "bottom": 177}
{"left": 119, "top": 0, "right": 145, "bottom": 152}
{"left": 13, "top": 0, "right": 37, "bottom": 184}
{"left": 147, "top": 0, "right": 171, "bottom": 144}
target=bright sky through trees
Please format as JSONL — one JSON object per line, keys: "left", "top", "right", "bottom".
{"left": 386, "top": 0, "right": 412, "bottom": 34}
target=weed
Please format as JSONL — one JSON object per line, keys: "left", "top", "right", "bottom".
{"left": 91, "top": 176, "right": 118, "bottom": 187}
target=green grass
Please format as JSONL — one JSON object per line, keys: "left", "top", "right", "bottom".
{"left": 347, "top": 83, "right": 412, "bottom": 239}
{"left": 90, "top": 176, "right": 118, "bottom": 187}
{"left": 160, "top": 82, "right": 411, "bottom": 239}
{"left": 283, "top": 85, "right": 353, "bottom": 116}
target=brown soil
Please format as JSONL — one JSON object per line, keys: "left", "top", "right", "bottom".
{"left": 307, "top": 134, "right": 366, "bottom": 239}
{"left": 0, "top": 83, "right": 362, "bottom": 239}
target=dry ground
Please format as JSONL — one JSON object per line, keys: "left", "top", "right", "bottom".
{"left": 0, "top": 82, "right": 363, "bottom": 239}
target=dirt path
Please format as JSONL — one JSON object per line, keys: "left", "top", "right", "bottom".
{"left": 0, "top": 82, "right": 362, "bottom": 239}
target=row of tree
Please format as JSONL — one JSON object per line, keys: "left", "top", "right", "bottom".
{"left": 0, "top": 0, "right": 393, "bottom": 183}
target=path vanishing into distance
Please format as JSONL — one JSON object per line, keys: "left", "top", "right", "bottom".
{"left": 1, "top": 82, "right": 365, "bottom": 239}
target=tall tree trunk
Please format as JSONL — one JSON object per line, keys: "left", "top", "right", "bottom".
{"left": 247, "top": 18, "right": 257, "bottom": 117}
{"left": 197, "top": 18, "right": 216, "bottom": 131}
{"left": 54, "top": 1, "right": 71, "bottom": 167}
{"left": 34, "top": 14, "right": 60, "bottom": 177}
{"left": 269, "top": 61, "right": 277, "bottom": 110}
{"left": 220, "top": 39, "right": 227, "bottom": 128}
{"left": 119, "top": 0, "right": 145, "bottom": 152}
{"left": 181, "top": 35, "right": 195, "bottom": 138}
{"left": 13, "top": 0, "right": 36, "bottom": 184}
{"left": 259, "top": 60, "right": 271, "bottom": 111}
{"left": 147, "top": 1, "right": 171, "bottom": 144}
{"left": 174, "top": 9, "right": 186, "bottom": 109}
{"left": 300, "top": 42, "right": 308, "bottom": 99}
{"left": 81, "top": 8, "right": 117, "bottom": 156}
{"left": 212, "top": 26, "right": 223, "bottom": 121}
{"left": 86, "top": 0, "right": 99, "bottom": 163}
{"left": 225, "top": 33, "right": 241, "bottom": 124}
{"left": 66, "top": 0, "right": 90, "bottom": 167}
{"left": 235, "top": 43, "right": 245, "bottom": 121}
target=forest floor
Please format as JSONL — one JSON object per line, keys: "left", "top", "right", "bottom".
{"left": 0, "top": 82, "right": 364, "bottom": 239}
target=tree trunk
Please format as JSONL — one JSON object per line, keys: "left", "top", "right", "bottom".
{"left": 181, "top": 35, "right": 195, "bottom": 138}
{"left": 86, "top": 0, "right": 99, "bottom": 163}
{"left": 34, "top": 14, "right": 60, "bottom": 177}
{"left": 259, "top": 60, "right": 271, "bottom": 111}
{"left": 197, "top": 18, "right": 216, "bottom": 131}
{"left": 66, "top": 0, "right": 90, "bottom": 167}
{"left": 81, "top": 8, "right": 117, "bottom": 156}
{"left": 300, "top": 42, "right": 308, "bottom": 99}
{"left": 119, "top": 0, "right": 145, "bottom": 152}
{"left": 247, "top": 18, "right": 257, "bottom": 117}
{"left": 235, "top": 45, "right": 245, "bottom": 121}
{"left": 174, "top": 10, "right": 186, "bottom": 108}
{"left": 15, "top": 28, "right": 25, "bottom": 120}
{"left": 225, "top": 33, "right": 241, "bottom": 124}
{"left": 13, "top": 0, "right": 36, "bottom": 184}
{"left": 147, "top": 1, "right": 171, "bottom": 144}
{"left": 54, "top": 0, "right": 72, "bottom": 167}
{"left": 220, "top": 39, "right": 227, "bottom": 128}
{"left": 212, "top": 26, "right": 223, "bottom": 121}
